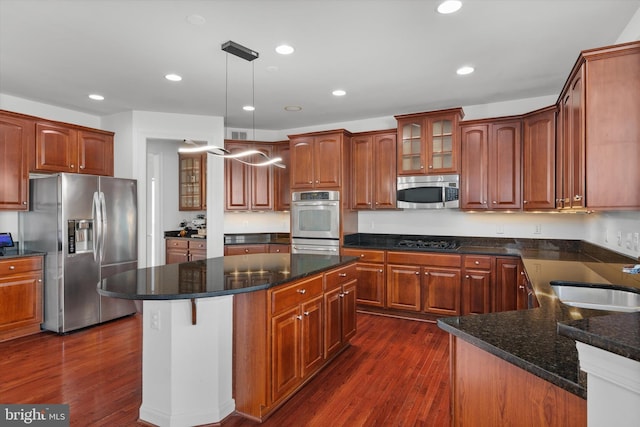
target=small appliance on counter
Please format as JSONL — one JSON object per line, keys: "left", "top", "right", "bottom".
{"left": 0, "top": 232, "right": 15, "bottom": 255}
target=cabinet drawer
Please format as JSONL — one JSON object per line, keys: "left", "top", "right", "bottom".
{"left": 464, "top": 255, "right": 493, "bottom": 270}
{"left": 342, "top": 248, "right": 385, "bottom": 263}
{"left": 166, "top": 239, "right": 189, "bottom": 249}
{"left": 225, "top": 244, "right": 267, "bottom": 256}
{"left": 0, "top": 257, "right": 43, "bottom": 275}
{"left": 325, "top": 263, "right": 357, "bottom": 291}
{"left": 271, "top": 275, "right": 323, "bottom": 314}
{"left": 387, "top": 251, "right": 461, "bottom": 267}
{"left": 189, "top": 240, "right": 206, "bottom": 250}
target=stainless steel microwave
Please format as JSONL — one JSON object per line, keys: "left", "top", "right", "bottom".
{"left": 396, "top": 175, "right": 460, "bottom": 209}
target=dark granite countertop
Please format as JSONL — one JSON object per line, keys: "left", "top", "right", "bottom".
{"left": 224, "top": 233, "right": 290, "bottom": 246}
{"left": 98, "top": 253, "right": 355, "bottom": 300}
{"left": 558, "top": 313, "right": 640, "bottom": 362}
{"left": 343, "top": 233, "right": 640, "bottom": 398}
{"left": 0, "top": 247, "right": 45, "bottom": 259}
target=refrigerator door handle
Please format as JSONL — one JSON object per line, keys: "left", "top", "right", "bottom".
{"left": 99, "top": 191, "right": 107, "bottom": 262}
{"left": 92, "top": 192, "right": 101, "bottom": 262}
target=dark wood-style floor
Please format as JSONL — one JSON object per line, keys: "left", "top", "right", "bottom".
{"left": 0, "top": 312, "right": 450, "bottom": 427}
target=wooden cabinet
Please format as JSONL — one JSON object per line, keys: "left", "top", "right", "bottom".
{"left": 288, "top": 129, "right": 351, "bottom": 190}
{"left": 386, "top": 251, "right": 462, "bottom": 315}
{"left": 351, "top": 130, "right": 397, "bottom": 210}
{"left": 224, "top": 244, "right": 289, "bottom": 256}
{"left": 273, "top": 141, "right": 291, "bottom": 211}
{"left": 33, "top": 121, "right": 114, "bottom": 176}
{"left": 0, "top": 255, "right": 44, "bottom": 342}
{"left": 395, "top": 108, "right": 464, "bottom": 175}
{"left": 494, "top": 257, "right": 523, "bottom": 312}
{"left": 450, "top": 337, "right": 586, "bottom": 427}
{"left": 341, "top": 248, "right": 385, "bottom": 307}
{"left": 559, "top": 41, "right": 640, "bottom": 209}
{"left": 0, "top": 112, "right": 31, "bottom": 210}
{"left": 460, "top": 119, "right": 522, "bottom": 210}
{"left": 165, "top": 238, "right": 207, "bottom": 264}
{"left": 178, "top": 152, "right": 206, "bottom": 211}
{"left": 461, "top": 255, "right": 494, "bottom": 315}
{"left": 234, "top": 263, "right": 357, "bottom": 421}
{"left": 557, "top": 63, "right": 586, "bottom": 210}
{"left": 523, "top": 106, "right": 557, "bottom": 210}
{"left": 324, "top": 264, "right": 357, "bottom": 359}
{"left": 225, "top": 140, "right": 273, "bottom": 211}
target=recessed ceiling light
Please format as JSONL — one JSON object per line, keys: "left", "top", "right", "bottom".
{"left": 88, "top": 94, "right": 104, "bottom": 101}
{"left": 456, "top": 66, "right": 475, "bottom": 75}
{"left": 332, "top": 89, "right": 346, "bottom": 97}
{"left": 437, "top": 0, "right": 462, "bottom": 14}
{"left": 275, "top": 44, "right": 294, "bottom": 55}
{"left": 243, "top": 105, "right": 255, "bottom": 111}
{"left": 284, "top": 106, "right": 302, "bottom": 112}
{"left": 165, "top": 73, "right": 182, "bottom": 82}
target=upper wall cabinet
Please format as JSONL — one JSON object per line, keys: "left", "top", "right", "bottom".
{"left": 32, "top": 121, "right": 114, "bottom": 176}
{"left": 395, "top": 108, "right": 464, "bottom": 176}
{"left": 273, "top": 141, "right": 291, "bottom": 211}
{"left": 351, "top": 130, "right": 397, "bottom": 210}
{"left": 0, "top": 112, "right": 32, "bottom": 210}
{"left": 522, "top": 106, "right": 557, "bottom": 210}
{"left": 225, "top": 140, "right": 274, "bottom": 211}
{"left": 460, "top": 118, "right": 522, "bottom": 210}
{"left": 179, "top": 152, "right": 207, "bottom": 211}
{"left": 557, "top": 41, "right": 640, "bottom": 210}
{"left": 288, "top": 129, "right": 352, "bottom": 191}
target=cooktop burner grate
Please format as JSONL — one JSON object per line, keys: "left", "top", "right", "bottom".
{"left": 395, "top": 239, "right": 458, "bottom": 250}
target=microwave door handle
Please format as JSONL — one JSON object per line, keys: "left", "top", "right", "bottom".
{"left": 442, "top": 186, "right": 447, "bottom": 208}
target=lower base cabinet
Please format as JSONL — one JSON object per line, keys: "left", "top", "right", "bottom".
{"left": 0, "top": 256, "right": 44, "bottom": 342}
{"left": 450, "top": 337, "right": 586, "bottom": 426}
{"left": 233, "top": 263, "right": 357, "bottom": 422}
{"left": 341, "top": 248, "right": 385, "bottom": 307}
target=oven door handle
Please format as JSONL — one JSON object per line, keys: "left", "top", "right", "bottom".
{"left": 293, "top": 245, "right": 339, "bottom": 252}
{"left": 292, "top": 202, "right": 338, "bottom": 207}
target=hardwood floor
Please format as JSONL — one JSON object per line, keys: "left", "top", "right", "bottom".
{"left": 0, "top": 312, "right": 450, "bottom": 426}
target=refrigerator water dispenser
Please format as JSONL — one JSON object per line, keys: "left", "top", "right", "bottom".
{"left": 68, "top": 219, "right": 93, "bottom": 254}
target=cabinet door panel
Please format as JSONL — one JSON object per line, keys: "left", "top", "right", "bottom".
{"left": 462, "top": 270, "right": 492, "bottom": 315}
{"left": 489, "top": 121, "right": 521, "bottom": 210}
{"left": 354, "top": 262, "right": 385, "bottom": 307}
{"left": 386, "top": 265, "right": 421, "bottom": 311}
{"left": 523, "top": 109, "right": 556, "bottom": 210}
{"left": 34, "top": 122, "right": 77, "bottom": 172}
{"left": 351, "top": 135, "right": 373, "bottom": 209}
{"left": 225, "top": 144, "right": 250, "bottom": 210}
{"left": 274, "top": 142, "right": 291, "bottom": 211}
{"left": 460, "top": 125, "right": 488, "bottom": 209}
{"left": 0, "top": 115, "right": 30, "bottom": 210}
{"left": 495, "top": 258, "right": 520, "bottom": 312}
{"left": 341, "top": 280, "right": 357, "bottom": 343}
{"left": 78, "top": 130, "right": 113, "bottom": 176}
{"left": 251, "top": 144, "right": 274, "bottom": 210}
{"left": 271, "top": 307, "right": 301, "bottom": 402}
{"left": 0, "top": 273, "right": 42, "bottom": 332}
{"left": 314, "top": 135, "right": 341, "bottom": 188}
{"left": 290, "top": 139, "right": 314, "bottom": 189}
{"left": 423, "top": 267, "right": 461, "bottom": 316}
{"left": 373, "top": 134, "right": 397, "bottom": 208}
{"left": 301, "top": 296, "right": 324, "bottom": 377}
{"left": 324, "top": 287, "right": 342, "bottom": 359}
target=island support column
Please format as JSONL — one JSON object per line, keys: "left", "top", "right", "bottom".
{"left": 139, "top": 296, "right": 235, "bottom": 427}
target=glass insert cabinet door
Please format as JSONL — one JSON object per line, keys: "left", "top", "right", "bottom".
{"left": 179, "top": 153, "right": 206, "bottom": 210}
{"left": 396, "top": 108, "right": 462, "bottom": 176}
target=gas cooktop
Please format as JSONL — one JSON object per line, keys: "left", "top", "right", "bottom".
{"left": 395, "top": 239, "right": 458, "bottom": 250}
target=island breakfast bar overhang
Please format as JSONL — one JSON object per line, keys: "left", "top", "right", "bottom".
{"left": 98, "top": 253, "right": 357, "bottom": 427}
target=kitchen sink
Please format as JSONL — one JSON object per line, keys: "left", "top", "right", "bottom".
{"left": 550, "top": 281, "right": 640, "bottom": 312}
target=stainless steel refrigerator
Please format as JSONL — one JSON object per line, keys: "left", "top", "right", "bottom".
{"left": 20, "top": 173, "right": 138, "bottom": 333}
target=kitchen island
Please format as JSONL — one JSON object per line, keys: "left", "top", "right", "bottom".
{"left": 98, "top": 253, "right": 357, "bottom": 427}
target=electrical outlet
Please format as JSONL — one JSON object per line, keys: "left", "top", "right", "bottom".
{"left": 634, "top": 233, "right": 640, "bottom": 251}
{"left": 534, "top": 224, "right": 542, "bottom": 234}
{"left": 150, "top": 310, "right": 160, "bottom": 330}
{"left": 617, "top": 231, "right": 623, "bottom": 246}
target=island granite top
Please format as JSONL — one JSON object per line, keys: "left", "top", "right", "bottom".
{"left": 98, "top": 253, "right": 356, "bottom": 300}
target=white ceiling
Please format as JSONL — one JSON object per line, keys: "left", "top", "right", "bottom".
{"left": 1, "top": 0, "right": 638, "bottom": 131}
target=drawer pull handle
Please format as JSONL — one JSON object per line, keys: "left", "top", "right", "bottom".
{"left": 297, "top": 289, "right": 306, "bottom": 294}
{"left": 360, "top": 254, "right": 365, "bottom": 258}
{"left": 474, "top": 261, "right": 480, "bottom": 265}
{"left": 338, "top": 273, "right": 347, "bottom": 277}
{"left": 9, "top": 265, "right": 15, "bottom": 270}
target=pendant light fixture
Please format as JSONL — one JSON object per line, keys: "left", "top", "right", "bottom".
{"left": 178, "top": 40, "right": 285, "bottom": 168}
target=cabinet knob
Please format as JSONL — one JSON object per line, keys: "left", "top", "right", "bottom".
{"left": 518, "top": 285, "right": 525, "bottom": 290}
{"left": 492, "top": 200, "right": 497, "bottom": 204}
{"left": 339, "top": 273, "right": 347, "bottom": 277}
{"left": 424, "top": 272, "right": 429, "bottom": 276}
{"left": 415, "top": 271, "right": 420, "bottom": 275}
{"left": 359, "top": 254, "right": 365, "bottom": 258}
{"left": 428, "top": 165, "right": 433, "bottom": 169}
{"left": 23, "top": 201, "right": 27, "bottom": 205}
{"left": 303, "top": 311, "right": 310, "bottom": 316}
{"left": 474, "top": 261, "right": 480, "bottom": 265}
{"left": 80, "top": 165, "right": 85, "bottom": 169}
{"left": 574, "top": 195, "right": 582, "bottom": 201}
{"left": 70, "top": 164, "right": 75, "bottom": 169}
{"left": 465, "top": 275, "right": 470, "bottom": 279}
{"left": 520, "top": 271, "right": 525, "bottom": 275}
{"left": 244, "top": 249, "right": 249, "bottom": 253}
{"left": 315, "top": 180, "right": 319, "bottom": 183}
{"left": 483, "top": 200, "right": 487, "bottom": 204}
{"left": 308, "top": 181, "right": 313, "bottom": 184}
{"left": 339, "top": 293, "right": 345, "bottom": 298}
{"left": 275, "top": 249, "right": 280, "bottom": 253}
{"left": 420, "top": 165, "right": 424, "bottom": 169}
{"left": 9, "top": 265, "right": 15, "bottom": 270}
{"left": 378, "top": 269, "right": 383, "bottom": 273}
{"left": 297, "top": 289, "right": 306, "bottom": 294}
{"left": 296, "top": 315, "right": 303, "bottom": 320}
{"left": 523, "top": 200, "right": 528, "bottom": 204}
